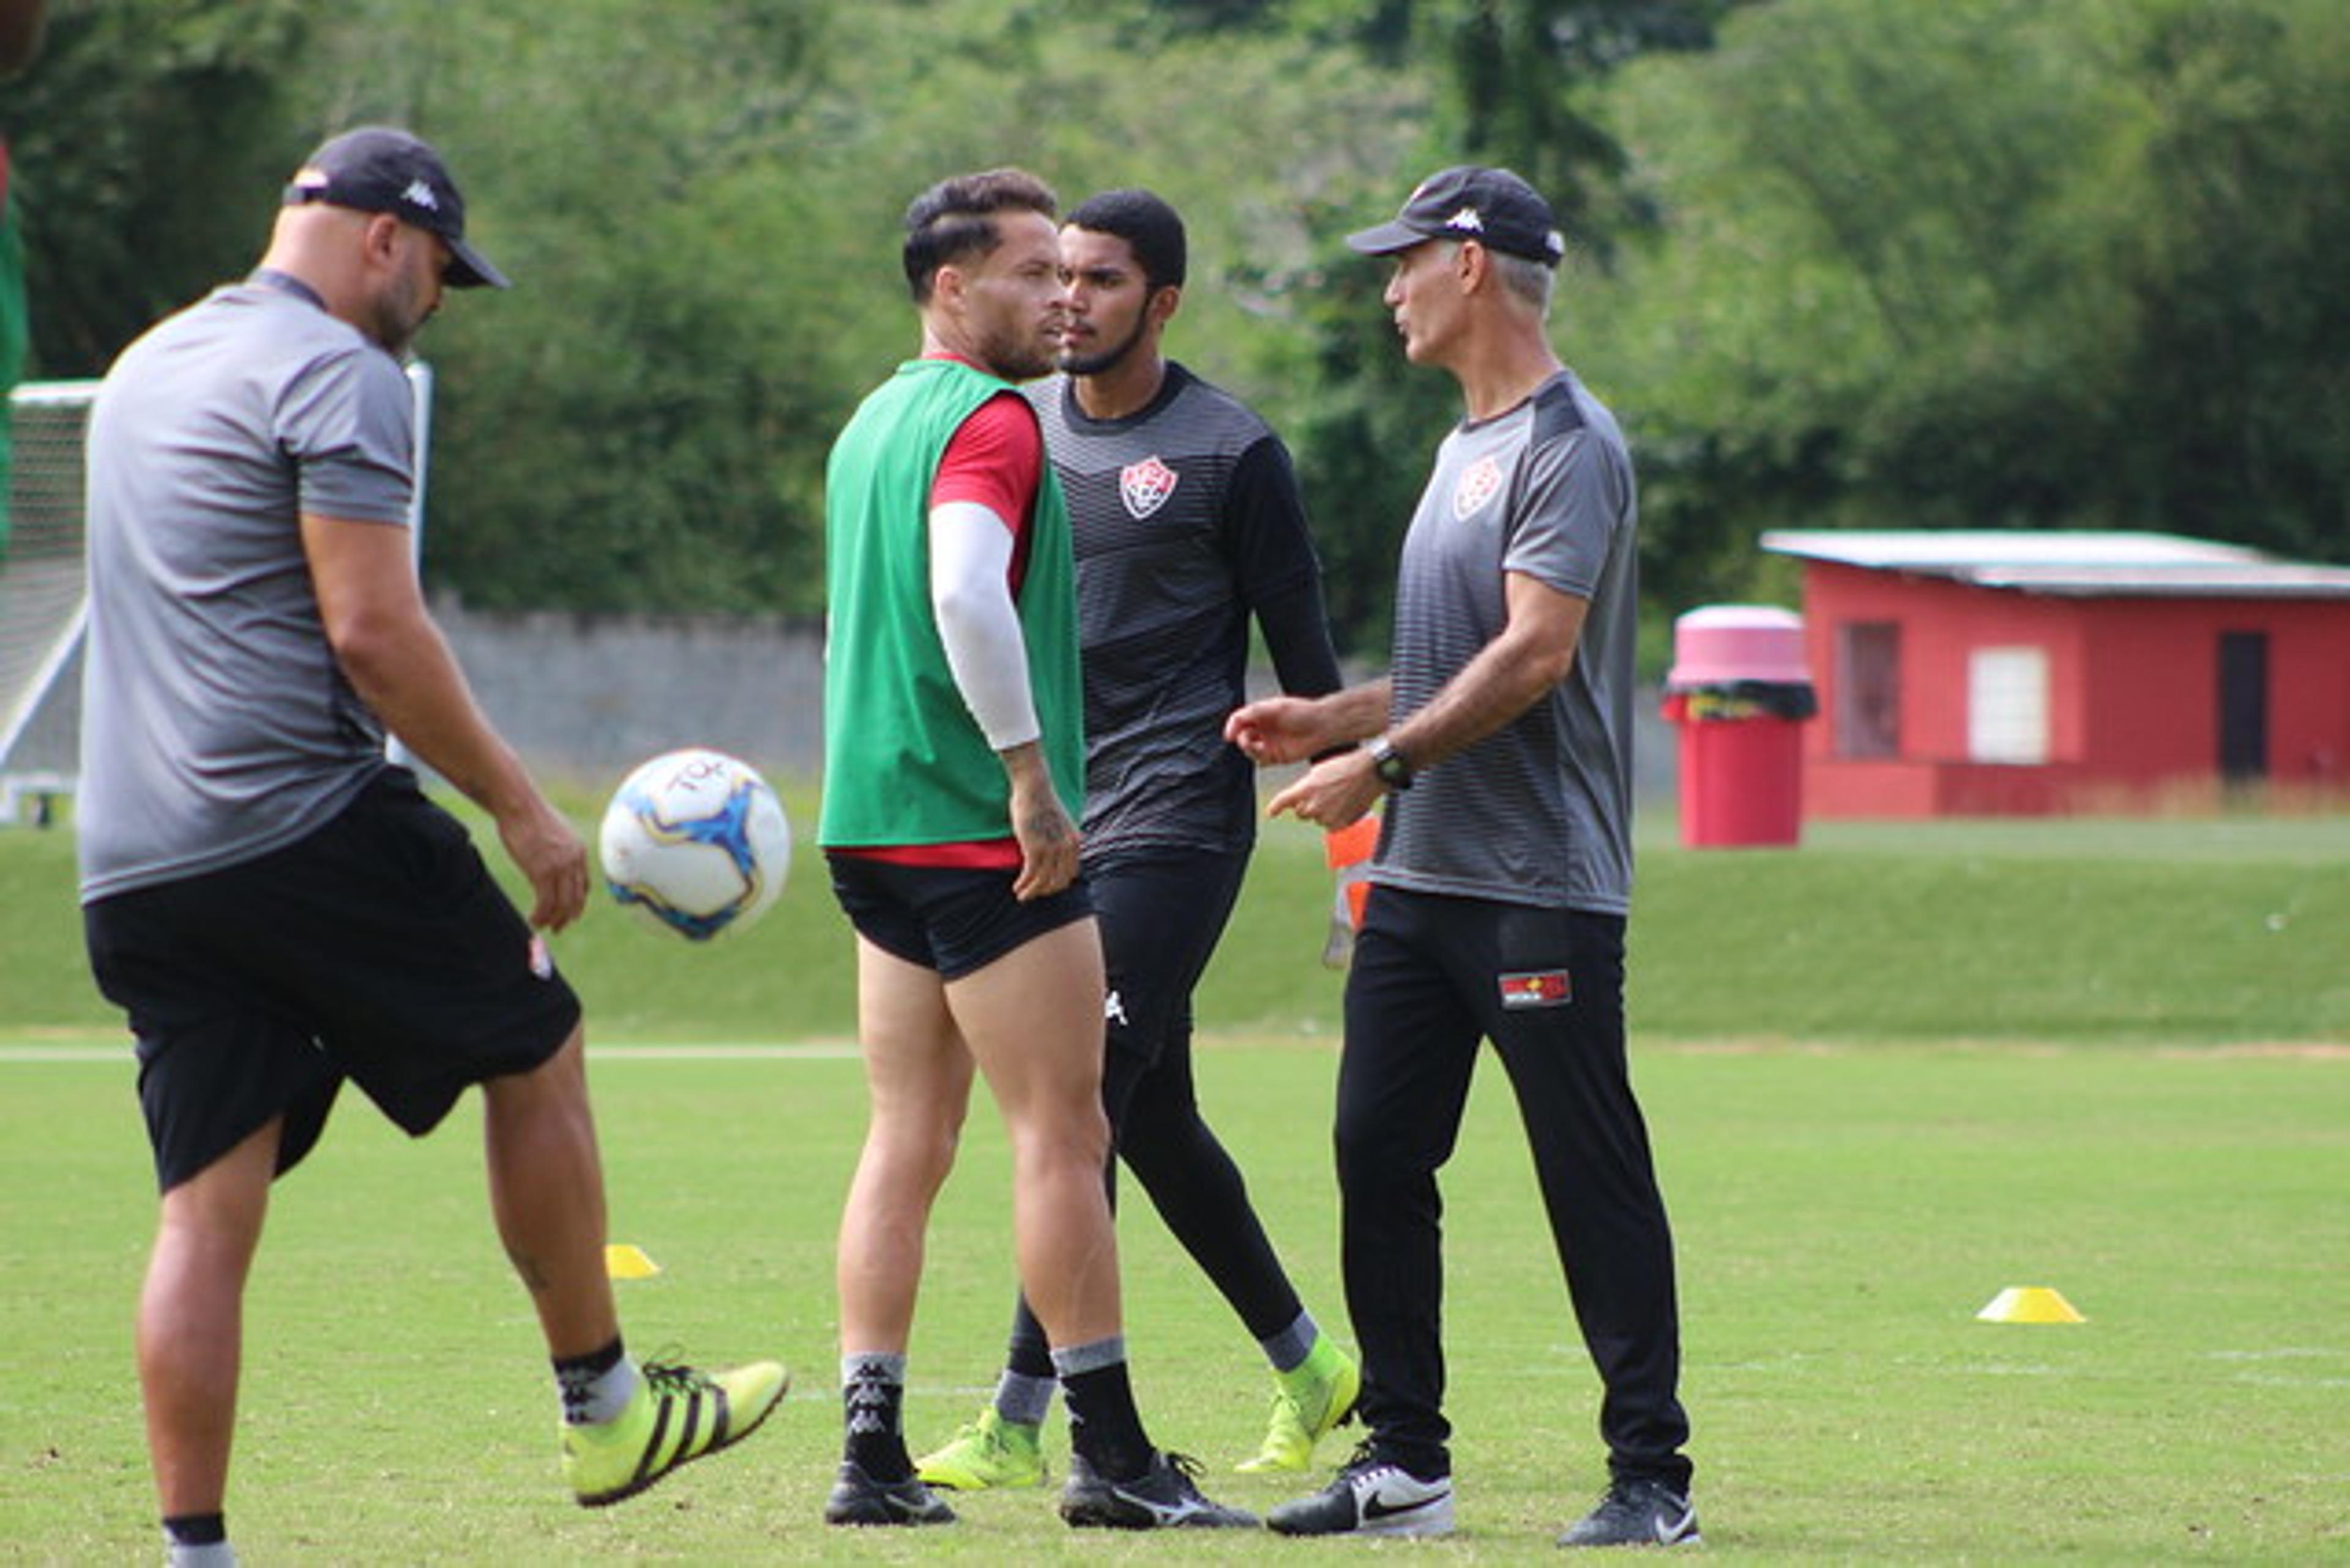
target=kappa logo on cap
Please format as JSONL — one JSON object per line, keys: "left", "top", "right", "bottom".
{"left": 401, "top": 177, "right": 441, "bottom": 211}
{"left": 1119, "top": 455, "right": 1179, "bottom": 520}
{"left": 1444, "top": 206, "right": 1485, "bottom": 234}
{"left": 1452, "top": 453, "right": 1504, "bottom": 521}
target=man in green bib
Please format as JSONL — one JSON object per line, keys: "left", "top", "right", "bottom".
{"left": 816, "top": 167, "right": 1251, "bottom": 1535}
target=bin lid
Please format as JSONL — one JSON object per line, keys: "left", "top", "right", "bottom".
{"left": 1667, "top": 605, "right": 1810, "bottom": 687}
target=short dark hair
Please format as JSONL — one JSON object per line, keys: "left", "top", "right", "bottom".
{"left": 902, "top": 168, "right": 1059, "bottom": 304}
{"left": 1065, "top": 188, "right": 1187, "bottom": 294}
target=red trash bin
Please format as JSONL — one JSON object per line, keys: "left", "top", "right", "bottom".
{"left": 1662, "top": 607, "right": 1816, "bottom": 848}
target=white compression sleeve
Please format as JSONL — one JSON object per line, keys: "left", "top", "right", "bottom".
{"left": 929, "top": 499, "right": 1042, "bottom": 752}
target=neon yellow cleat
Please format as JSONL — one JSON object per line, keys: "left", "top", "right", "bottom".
{"left": 1237, "top": 1335, "right": 1359, "bottom": 1474}
{"left": 916, "top": 1406, "right": 1046, "bottom": 1491}
{"left": 564, "top": 1357, "right": 788, "bottom": 1507}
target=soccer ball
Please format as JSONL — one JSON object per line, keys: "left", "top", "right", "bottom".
{"left": 598, "top": 749, "right": 791, "bottom": 940}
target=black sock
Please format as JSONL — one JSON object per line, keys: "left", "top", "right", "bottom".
{"left": 162, "top": 1513, "right": 227, "bottom": 1547}
{"left": 1058, "top": 1357, "right": 1152, "bottom": 1482}
{"left": 842, "top": 1353, "right": 912, "bottom": 1480}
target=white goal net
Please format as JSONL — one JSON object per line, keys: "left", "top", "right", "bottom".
{"left": 0, "top": 364, "right": 435, "bottom": 826}
{"left": 0, "top": 378, "right": 93, "bottom": 824}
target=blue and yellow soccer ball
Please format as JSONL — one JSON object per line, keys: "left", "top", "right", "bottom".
{"left": 598, "top": 749, "right": 791, "bottom": 940}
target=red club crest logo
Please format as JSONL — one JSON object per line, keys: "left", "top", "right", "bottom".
{"left": 1120, "top": 455, "right": 1179, "bottom": 520}
{"left": 1452, "top": 453, "right": 1504, "bottom": 521}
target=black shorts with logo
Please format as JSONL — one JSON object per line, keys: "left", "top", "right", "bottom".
{"left": 84, "top": 771, "right": 583, "bottom": 1193}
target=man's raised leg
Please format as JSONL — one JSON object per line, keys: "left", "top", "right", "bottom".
{"left": 484, "top": 1028, "right": 786, "bottom": 1507}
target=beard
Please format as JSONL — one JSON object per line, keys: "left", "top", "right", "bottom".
{"left": 368, "top": 269, "right": 434, "bottom": 359}
{"left": 975, "top": 315, "right": 1058, "bottom": 383}
{"left": 1057, "top": 309, "right": 1150, "bottom": 378}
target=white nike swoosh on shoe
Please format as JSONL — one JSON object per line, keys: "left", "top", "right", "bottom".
{"left": 1362, "top": 1491, "right": 1447, "bottom": 1521}
{"left": 1655, "top": 1504, "right": 1699, "bottom": 1543}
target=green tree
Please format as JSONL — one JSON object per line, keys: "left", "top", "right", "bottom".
{"left": 1577, "top": 0, "right": 2350, "bottom": 609}
{"left": 4, "top": 0, "right": 310, "bottom": 376}
{"left": 291, "top": 0, "right": 839, "bottom": 614}
{"left": 1276, "top": 0, "right": 1737, "bottom": 652}
{"left": 308, "top": 0, "right": 1422, "bottom": 616}
{"left": 2111, "top": 0, "right": 2350, "bottom": 560}
{"left": 796, "top": 0, "right": 1427, "bottom": 634}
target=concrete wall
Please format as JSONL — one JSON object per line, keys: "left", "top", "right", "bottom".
{"left": 437, "top": 600, "right": 1681, "bottom": 801}
{"left": 431, "top": 600, "right": 828, "bottom": 788}
{"left": 10, "top": 599, "right": 1679, "bottom": 804}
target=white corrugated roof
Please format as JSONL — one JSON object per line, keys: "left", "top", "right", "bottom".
{"left": 1761, "top": 529, "right": 2350, "bottom": 598}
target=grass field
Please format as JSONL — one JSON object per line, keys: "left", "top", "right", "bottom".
{"left": 7, "top": 788, "right": 2349, "bottom": 1046}
{"left": 2, "top": 798, "right": 2346, "bottom": 1560}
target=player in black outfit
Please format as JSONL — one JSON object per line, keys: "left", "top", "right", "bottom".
{"left": 916, "top": 189, "right": 1362, "bottom": 1488}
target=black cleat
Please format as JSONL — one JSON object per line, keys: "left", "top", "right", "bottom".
{"left": 822, "top": 1460, "right": 957, "bottom": 1527}
{"left": 1266, "top": 1443, "right": 1453, "bottom": 1537}
{"left": 1558, "top": 1477, "right": 1701, "bottom": 1548}
{"left": 1059, "top": 1450, "right": 1258, "bottom": 1530}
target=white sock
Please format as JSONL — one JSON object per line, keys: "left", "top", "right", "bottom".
{"left": 562, "top": 1354, "right": 642, "bottom": 1426}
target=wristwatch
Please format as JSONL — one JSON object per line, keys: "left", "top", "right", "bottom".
{"left": 1367, "top": 734, "right": 1415, "bottom": 792}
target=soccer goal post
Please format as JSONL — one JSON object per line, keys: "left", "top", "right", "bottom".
{"left": 0, "top": 362, "right": 436, "bottom": 826}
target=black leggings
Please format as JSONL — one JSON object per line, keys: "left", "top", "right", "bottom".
{"left": 1005, "top": 847, "right": 1305, "bottom": 1376}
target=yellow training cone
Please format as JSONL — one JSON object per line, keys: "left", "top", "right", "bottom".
{"left": 605, "top": 1243, "right": 662, "bottom": 1280}
{"left": 1977, "top": 1286, "right": 2084, "bottom": 1324}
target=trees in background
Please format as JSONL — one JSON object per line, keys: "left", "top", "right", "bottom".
{"left": 1576, "top": 0, "right": 2350, "bottom": 608}
{"left": 6, "top": 0, "right": 2343, "bottom": 642}
{"left": 1271, "top": 0, "right": 1740, "bottom": 650}
{"left": 6, "top": 0, "right": 307, "bottom": 373}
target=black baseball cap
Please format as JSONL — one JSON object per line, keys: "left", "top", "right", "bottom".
{"left": 283, "top": 127, "right": 509, "bottom": 289}
{"left": 1346, "top": 165, "right": 1565, "bottom": 267}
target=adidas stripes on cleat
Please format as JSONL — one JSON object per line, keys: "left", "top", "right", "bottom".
{"left": 1059, "top": 1450, "right": 1258, "bottom": 1530}
{"left": 1558, "top": 1477, "right": 1701, "bottom": 1548}
{"left": 915, "top": 1406, "right": 1046, "bottom": 1491}
{"left": 564, "top": 1357, "right": 788, "bottom": 1507}
{"left": 823, "top": 1460, "right": 958, "bottom": 1526}
{"left": 1237, "top": 1335, "right": 1360, "bottom": 1474}
{"left": 1266, "top": 1444, "right": 1454, "bottom": 1538}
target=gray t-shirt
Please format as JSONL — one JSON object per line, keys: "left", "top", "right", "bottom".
{"left": 1375, "top": 368, "right": 1638, "bottom": 914}
{"left": 78, "top": 277, "right": 414, "bottom": 901}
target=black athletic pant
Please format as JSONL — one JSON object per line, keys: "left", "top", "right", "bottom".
{"left": 1006, "top": 847, "right": 1305, "bottom": 1378}
{"left": 1338, "top": 885, "right": 1692, "bottom": 1489}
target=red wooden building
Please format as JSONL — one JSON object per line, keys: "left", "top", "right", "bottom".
{"left": 1761, "top": 530, "right": 2350, "bottom": 818}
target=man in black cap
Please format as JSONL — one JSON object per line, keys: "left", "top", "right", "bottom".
{"left": 1229, "top": 165, "right": 1699, "bottom": 1548}
{"left": 79, "top": 127, "right": 784, "bottom": 1567}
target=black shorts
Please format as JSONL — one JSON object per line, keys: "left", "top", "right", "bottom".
{"left": 826, "top": 853, "right": 1093, "bottom": 980}
{"left": 84, "top": 771, "right": 583, "bottom": 1193}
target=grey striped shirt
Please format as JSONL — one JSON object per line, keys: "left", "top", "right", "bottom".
{"left": 1032, "top": 365, "right": 1340, "bottom": 860}
{"left": 1375, "top": 369, "right": 1638, "bottom": 914}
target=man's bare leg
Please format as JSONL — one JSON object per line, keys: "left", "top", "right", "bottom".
{"left": 140, "top": 1118, "right": 278, "bottom": 1523}
{"left": 946, "top": 918, "right": 1121, "bottom": 1345}
{"left": 480, "top": 1026, "right": 618, "bottom": 1358}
